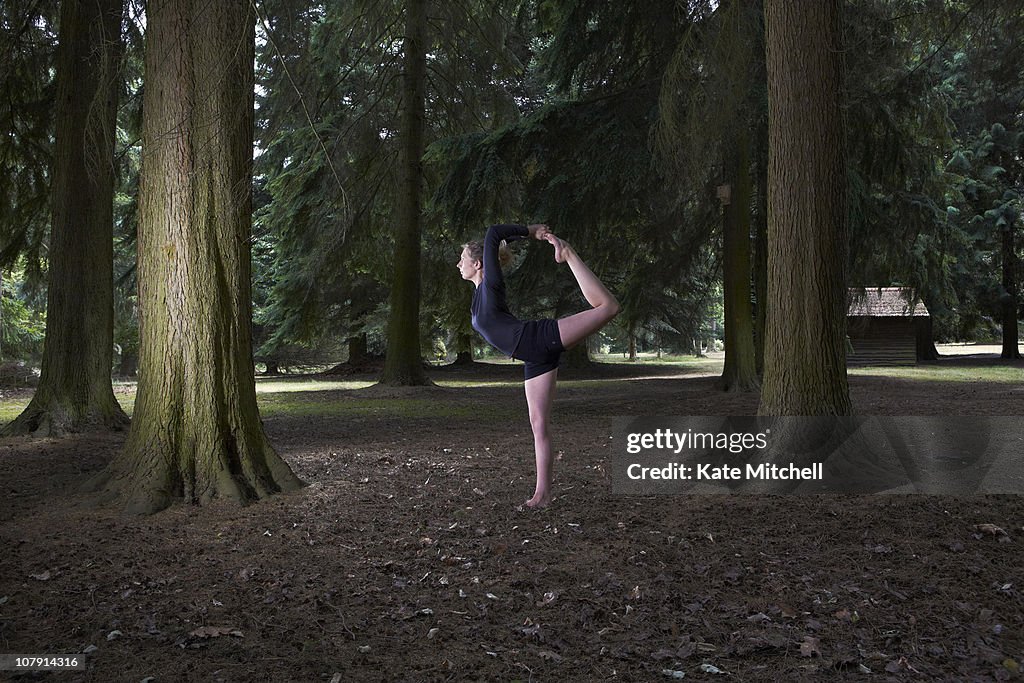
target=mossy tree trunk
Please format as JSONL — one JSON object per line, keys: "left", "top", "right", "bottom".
{"left": 720, "top": 135, "right": 759, "bottom": 392}
{"left": 3, "top": 0, "right": 129, "bottom": 436}
{"left": 759, "top": 0, "right": 851, "bottom": 416}
{"left": 85, "top": 0, "right": 303, "bottom": 514}
{"left": 380, "top": 0, "right": 430, "bottom": 386}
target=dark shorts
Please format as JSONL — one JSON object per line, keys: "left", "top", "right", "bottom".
{"left": 513, "top": 318, "right": 565, "bottom": 380}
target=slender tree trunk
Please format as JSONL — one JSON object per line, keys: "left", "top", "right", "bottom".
{"left": 627, "top": 321, "right": 637, "bottom": 361}
{"left": 720, "top": 137, "right": 759, "bottom": 392}
{"left": 563, "top": 342, "right": 591, "bottom": 369}
{"left": 759, "top": 0, "right": 851, "bottom": 416}
{"left": 753, "top": 112, "right": 769, "bottom": 376}
{"left": 1001, "top": 224, "right": 1020, "bottom": 358}
{"left": 916, "top": 316, "right": 939, "bottom": 361}
{"left": 3, "top": 0, "right": 129, "bottom": 436}
{"left": 116, "top": 349, "right": 139, "bottom": 377}
{"left": 380, "top": 0, "right": 430, "bottom": 385}
{"left": 85, "top": 0, "right": 303, "bottom": 514}
{"left": 453, "top": 330, "right": 473, "bottom": 364}
{"left": 347, "top": 333, "right": 369, "bottom": 364}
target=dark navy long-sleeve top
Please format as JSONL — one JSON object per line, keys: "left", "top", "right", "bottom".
{"left": 471, "top": 224, "right": 529, "bottom": 356}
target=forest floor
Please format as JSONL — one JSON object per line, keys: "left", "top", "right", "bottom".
{"left": 0, "top": 349, "right": 1022, "bottom": 682}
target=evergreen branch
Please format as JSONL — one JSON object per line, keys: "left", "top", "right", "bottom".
{"left": 424, "top": 61, "right": 488, "bottom": 132}
{"left": 898, "top": 0, "right": 987, "bottom": 87}
{"left": 313, "top": 14, "right": 405, "bottom": 117}
{"left": 250, "top": 0, "right": 348, "bottom": 215}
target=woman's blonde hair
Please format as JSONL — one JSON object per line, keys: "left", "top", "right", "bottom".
{"left": 462, "top": 239, "right": 512, "bottom": 268}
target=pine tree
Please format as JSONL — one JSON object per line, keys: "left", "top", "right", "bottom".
{"left": 3, "top": 0, "right": 128, "bottom": 436}
{"left": 380, "top": 0, "right": 430, "bottom": 384}
{"left": 86, "top": 0, "right": 303, "bottom": 514}
{"left": 758, "top": 0, "right": 851, "bottom": 416}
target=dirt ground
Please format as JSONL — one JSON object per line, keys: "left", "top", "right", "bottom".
{"left": 1, "top": 357, "right": 1022, "bottom": 682}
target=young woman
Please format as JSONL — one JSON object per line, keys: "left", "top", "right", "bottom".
{"left": 457, "top": 223, "right": 619, "bottom": 508}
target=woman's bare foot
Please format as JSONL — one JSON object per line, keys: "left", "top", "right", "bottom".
{"left": 524, "top": 492, "right": 552, "bottom": 508}
{"left": 545, "top": 234, "right": 567, "bottom": 263}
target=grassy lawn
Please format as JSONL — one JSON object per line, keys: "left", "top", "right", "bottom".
{"left": 0, "top": 351, "right": 1017, "bottom": 428}
{"left": 847, "top": 364, "right": 1023, "bottom": 383}
{"left": 0, "top": 399, "right": 30, "bottom": 424}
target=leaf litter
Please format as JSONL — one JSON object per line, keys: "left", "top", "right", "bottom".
{"left": 0, "top": 365, "right": 1022, "bottom": 680}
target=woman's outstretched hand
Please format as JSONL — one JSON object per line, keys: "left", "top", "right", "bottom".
{"left": 526, "top": 224, "right": 567, "bottom": 262}
{"left": 528, "top": 223, "right": 551, "bottom": 240}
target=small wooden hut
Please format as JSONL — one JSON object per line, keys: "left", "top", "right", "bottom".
{"left": 847, "top": 287, "right": 931, "bottom": 366}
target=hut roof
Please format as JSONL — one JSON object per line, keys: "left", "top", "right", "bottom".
{"left": 848, "top": 287, "right": 929, "bottom": 317}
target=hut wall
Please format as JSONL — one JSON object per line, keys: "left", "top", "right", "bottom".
{"left": 847, "top": 316, "right": 917, "bottom": 366}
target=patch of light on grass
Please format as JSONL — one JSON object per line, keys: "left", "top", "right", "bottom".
{"left": 848, "top": 365, "right": 1022, "bottom": 383}
{"left": 255, "top": 379, "right": 375, "bottom": 394}
{"left": 0, "top": 401, "right": 31, "bottom": 424}
{"left": 434, "top": 380, "right": 521, "bottom": 389}
{"left": 592, "top": 353, "right": 724, "bottom": 368}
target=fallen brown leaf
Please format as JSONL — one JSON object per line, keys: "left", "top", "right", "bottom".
{"left": 800, "top": 636, "right": 821, "bottom": 658}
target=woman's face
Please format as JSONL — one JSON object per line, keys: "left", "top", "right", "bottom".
{"left": 457, "top": 247, "right": 481, "bottom": 280}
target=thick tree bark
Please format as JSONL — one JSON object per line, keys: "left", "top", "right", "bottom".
{"left": 720, "top": 137, "right": 759, "bottom": 392}
{"left": 380, "top": 0, "right": 430, "bottom": 385}
{"left": 3, "top": 0, "right": 129, "bottom": 436}
{"left": 85, "top": 0, "right": 303, "bottom": 514}
{"left": 758, "top": 0, "right": 851, "bottom": 416}
{"left": 1000, "top": 224, "right": 1020, "bottom": 358}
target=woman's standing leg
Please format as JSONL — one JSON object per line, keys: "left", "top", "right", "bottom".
{"left": 524, "top": 368, "right": 558, "bottom": 508}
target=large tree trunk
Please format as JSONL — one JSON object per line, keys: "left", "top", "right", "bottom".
{"left": 85, "top": 0, "right": 303, "bottom": 514}
{"left": 3, "top": 0, "right": 129, "bottom": 436}
{"left": 380, "top": 0, "right": 430, "bottom": 386}
{"left": 758, "top": 0, "right": 851, "bottom": 416}
{"left": 1000, "top": 224, "right": 1020, "bottom": 359}
{"left": 720, "top": 136, "right": 759, "bottom": 392}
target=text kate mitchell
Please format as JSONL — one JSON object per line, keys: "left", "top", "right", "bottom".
{"left": 626, "top": 462, "right": 824, "bottom": 481}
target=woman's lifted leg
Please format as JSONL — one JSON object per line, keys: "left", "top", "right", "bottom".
{"left": 547, "top": 236, "right": 620, "bottom": 349}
